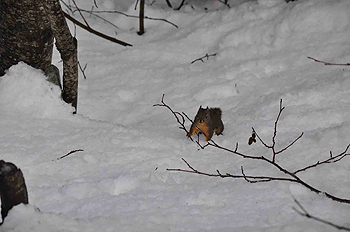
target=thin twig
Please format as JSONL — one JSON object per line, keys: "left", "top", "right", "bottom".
{"left": 191, "top": 53, "right": 217, "bottom": 64}
{"left": 271, "top": 99, "right": 285, "bottom": 162}
{"left": 153, "top": 94, "right": 193, "bottom": 141}
{"left": 157, "top": 95, "right": 350, "bottom": 204}
{"left": 71, "top": 0, "right": 90, "bottom": 28}
{"left": 275, "top": 132, "right": 304, "bottom": 155}
{"left": 63, "top": 12, "right": 132, "bottom": 46}
{"left": 61, "top": 0, "right": 119, "bottom": 29}
{"left": 217, "top": 0, "right": 231, "bottom": 8}
{"left": 167, "top": 158, "right": 298, "bottom": 182}
{"left": 72, "top": 9, "right": 120, "bottom": 29}
{"left": 175, "top": 0, "right": 186, "bottom": 10}
{"left": 293, "top": 144, "right": 350, "bottom": 174}
{"left": 308, "top": 56, "right": 350, "bottom": 66}
{"left": 78, "top": 61, "right": 87, "bottom": 79}
{"left": 80, "top": 9, "right": 178, "bottom": 28}
{"left": 165, "top": 0, "right": 173, "bottom": 8}
{"left": 54, "top": 149, "right": 84, "bottom": 161}
{"left": 293, "top": 198, "right": 350, "bottom": 231}
{"left": 252, "top": 127, "right": 270, "bottom": 148}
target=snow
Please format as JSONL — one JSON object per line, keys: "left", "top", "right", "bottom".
{"left": 1, "top": 0, "right": 350, "bottom": 231}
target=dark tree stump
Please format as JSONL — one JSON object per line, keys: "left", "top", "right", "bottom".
{"left": 0, "top": 160, "right": 28, "bottom": 225}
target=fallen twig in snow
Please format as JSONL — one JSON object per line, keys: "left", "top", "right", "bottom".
{"left": 55, "top": 149, "right": 84, "bottom": 161}
{"left": 191, "top": 53, "right": 217, "bottom": 64}
{"left": 308, "top": 56, "right": 350, "bottom": 66}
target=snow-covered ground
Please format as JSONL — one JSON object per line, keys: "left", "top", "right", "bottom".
{"left": 1, "top": 0, "right": 350, "bottom": 231}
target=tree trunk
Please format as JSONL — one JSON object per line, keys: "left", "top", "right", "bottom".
{"left": 45, "top": 0, "right": 79, "bottom": 112}
{"left": 0, "top": 0, "right": 79, "bottom": 112}
{"left": 0, "top": 0, "right": 54, "bottom": 76}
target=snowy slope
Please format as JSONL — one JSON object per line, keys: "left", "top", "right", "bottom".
{"left": 1, "top": 0, "right": 350, "bottom": 231}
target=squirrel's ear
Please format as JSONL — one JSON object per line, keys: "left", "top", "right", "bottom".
{"left": 199, "top": 105, "right": 202, "bottom": 110}
{"left": 206, "top": 106, "right": 209, "bottom": 110}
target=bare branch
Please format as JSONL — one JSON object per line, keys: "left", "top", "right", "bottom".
{"left": 167, "top": 158, "right": 298, "bottom": 182}
{"left": 72, "top": 8, "right": 178, "bottom": 28}
{"left": 71, "top": 0, "right": 90, "bottom": 28}
{"left": 165, "top": 0, "right": 173, "bottom": 8}
{"left": 293, "top": 199, "right": 350, "bottom": 231}
{"left": 271, "top": 99, "right": 285, "bottom": 162}
{"left": 156, "top": 95, "right": 350, "bottom": 204}
{"left": 175, "top": 0, "right": 186, "bottom": 10}
{"left": 252, "top": 127, "right": 271, "bottom": 148}
{"left": 275, "top": 132, "right": 304, "bottom": 155}
{"left": 63, "top": 12, "right": 132, "bottom": 46}
{"left": 293, "top": 144, "right": 350, "bottom": 174}
{"left": 78, "top": 61, "right": 87, "bottom": 79}
{"left": 153, "top": 94, "right": 193, "bottom": 142}
{"left": 72, "top": 9, "right": 120, "bottom": 29}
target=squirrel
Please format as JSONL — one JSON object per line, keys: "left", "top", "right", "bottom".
{"left": 186, "top": 106, "right": 224, "bottom": 141}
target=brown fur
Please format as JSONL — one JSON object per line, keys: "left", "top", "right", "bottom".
{"left": 187, "top": 106, "right": 224, "bottom": 141}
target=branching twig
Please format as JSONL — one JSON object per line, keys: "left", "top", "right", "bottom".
{"left": 293, "top": 144, "right": 350, "bottom": 174}
{"left": 60, "top": 0, "right": 120, "bottom": 29}
{"left": 252, "top": 100, "right": 303, "bottom": 162}
{"left": 54, "top": 149, "right": 84, "bottom": 161}
{"left": 308, "top": 56, "right": 350, "bottom": 66}
{"left": 175, "top": 0, "right": 186, "bottom": 10}
{"left": 71, "top": 0, "right": 90, "bottom": 28}
{"left": 86, "top": 9, "right": 178, "bottom": 28}
{"left": 275, "top": 132, "right": 304, "bottom": 155}
{"left": 217, "top": 0, "right": 231, "bottom": 8}
{"left": 156, "top": 95, "right": 350, "bottom": 204}
{"left": 153, "top": 94, "right": 193, "bottom": 142}
{"left": 293, "top": 199, "right": 350, "bottom": 231}
{"left": 72, "top": 9, "right": 120, "bottom": 29}
{"left": 167, "top": 158, "right": 298, "bottom": 182}
{"left": 78, "top": 61, "right": 87, "bottom": 79}
{"left": 63, "top": 12, "right": 132, "bottom": 46}
{"left": 191, "top": 53, "right": 217, "bottom": 64}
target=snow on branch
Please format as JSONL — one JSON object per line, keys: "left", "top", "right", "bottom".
{"left": 154, "top": 95, "right": 350, "bottom": 205}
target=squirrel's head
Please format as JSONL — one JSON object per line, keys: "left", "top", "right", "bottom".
{"left": 195, "top": 106, "right": 211, "bottom": 123}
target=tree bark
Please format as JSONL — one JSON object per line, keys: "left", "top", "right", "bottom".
{"left": 0, "top": 0, "right": 54, "bottom": 76}
{"left": 0, "top": 0, "right": 79, "bottom": 112}
{"left": 45, "top": 0, "right": 79, "bottom": 112}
